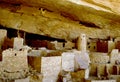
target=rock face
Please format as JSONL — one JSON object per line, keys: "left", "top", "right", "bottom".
{"left": 83, "top": 0, "right": 120, "bottom": 14}
{"left": 0, "top": 0, "right": 120, "bottom": 40}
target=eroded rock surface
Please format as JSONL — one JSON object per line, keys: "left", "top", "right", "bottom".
{"left": 0, "top": 0, "right": 120, "bottom": 40}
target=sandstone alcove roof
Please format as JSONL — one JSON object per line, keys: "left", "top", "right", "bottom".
{"left": 0, "top": 0, "right": 120, "bottom": 40}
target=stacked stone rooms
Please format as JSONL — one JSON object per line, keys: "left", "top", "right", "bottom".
{"left": 0, "top": 29, "right": 120, "bottom": 82}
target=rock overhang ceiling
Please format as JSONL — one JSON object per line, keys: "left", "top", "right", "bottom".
{"left": 0, "top": 0, "right": 120, "bottom": 40}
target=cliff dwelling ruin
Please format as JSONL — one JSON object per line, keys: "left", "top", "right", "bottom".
{"left": 0, "top": 0, "right": 120, "bottom": 82}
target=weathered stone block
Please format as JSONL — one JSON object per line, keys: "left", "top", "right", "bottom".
{"left": 13, "top": 37, "right": 24, "bottom": 50}
{"left": 50, "top": 41, "right": 63, "bottom": 50}
{"left": 110, "top": 49, "right": 120, "bottom": 64}
{"left": 28, "top": 49, "right": 47, "bottom": 57}
{"left": 90, "top": 52, "right": 109, "bottom": 64}
{"left": 41, "top": 56, "right": 61, "bottom": 77}
{"left": 74, "top": 51, "right": 90, "bottom": 69}
{"left": 77, "top": 34, "right": 87, "bottom": 52}
{"left": 62, "top": 52, "right": 75, "bottom": 72}
{"left": 2, "top": 49, "right": 28, "bottom": 79}
{"left": 108, "top": 40, "right": 115, "bottom": 53}
{"left": 2, "top": 49, "right": 28, "bottom": 72}
{"left": 42, "top": 76, "right": 58, "bottom": 82}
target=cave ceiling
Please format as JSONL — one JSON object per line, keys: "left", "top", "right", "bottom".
{"left": 0, "top": 0, "right": 120, "bottom": 40}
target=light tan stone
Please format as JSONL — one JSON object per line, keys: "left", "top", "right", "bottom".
{"left": 74, "top": 51, "right": 90, "bottom": 69}
{"left": 41, "top": 56, "right": 61, "bottom": 77}
{"left": 86, "top": 79, "right": 116, "bottom": 82}
{"left": 77, "top": 36, "right": 82, "bottom": 51}
{"left": 85, "top": 68, "right": 90, "bottom": 79}
{"left": 2, "top": 0, "right": 120, "bottom": 30}
{"left": 64, "top": 41, "right": 75, "bottom": 49}
{"left": 77, "top": 34, "right": 87, "bottom": 51}
{"left": 2, "top": 49, "right": 28, "bottom": 72}
{"left": 1, "top": 2, "right": 120, "bottom": 40}
{"left": 115, "top": 37, "right": 120, "bottom": 43}
{"left": 90, "top": 52, "right": 109, "bottom": 64}
{"left": 15, "top": 77, "right": 29, "bottom": 82}
{"left": 106, "top": 64, "right": 114, "bottom": 75}
{"left": 13, "top": 37, "right": 24, "bottom": 50}
{"left": 28, "top": 49, "right": 46, "bottom": 56}
{"left": 108, "top": 40, "right": 115, "bottom": 53}
{"left": 110, "top": 49, "right": 120, "bottom": 64}
{"left": 97, "top": 64, "right": 106, "bottom": 76}
{"left": 62, "top": 52, "right": 75, "bottom": 72}
{"left": 84, "top": 0, "right": 120, "bottom": 14}
{"left": 110, "top": 75, "right": 120, "bottom": 82}
{"left": 87, "top": 41, "right": 97, "bottom": 52}
{"left": 42, "top": 76, "right": 58, "bottom": 82}
{"left": 2, "top": 49, "right": 28, "bottom": 79}
{"left": 50, "top": 41, "right": 63, "bottom": 50}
